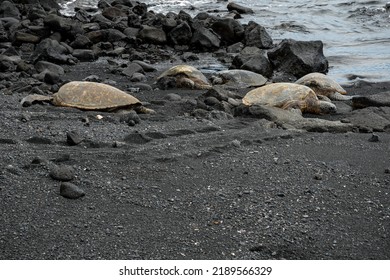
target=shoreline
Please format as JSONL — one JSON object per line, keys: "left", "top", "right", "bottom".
{"left": 1, "top": 1, "right": 390, "bottom": 260}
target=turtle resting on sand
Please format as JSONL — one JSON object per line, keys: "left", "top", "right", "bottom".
{"left": 156, "top": 65, "right": 212, "bottom": 90}
{"left": 20, "top": 81, "right": 155, "bottom": 114}
{"left": 295, "top": 72, "right": 350, "bottom": 101}
{"left": 242, "top": 83, "right": 337, "bottom": 115}
{"left": 211, "top": 69, "right": 267, "bottom": 88}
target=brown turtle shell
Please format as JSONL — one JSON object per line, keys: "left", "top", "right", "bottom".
{"left": 243, "top": 83, "right": 318, "bottom": 111}
{"left": 295, "top": 72, "right": 347, "bottom": 97}
{"left": 52, "top": 81, "right": 141, "bottom": 110}
{"left": 157, "top": 65, "right": 211, "bottom": 88}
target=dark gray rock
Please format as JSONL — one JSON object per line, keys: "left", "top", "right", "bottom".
{"left": 43, "top": 71, "right": 61, "bottom": 84}
{"left": 26, "top": 5, "right": 47, "bottom": 21}
{"left": 0, "top": 1, "right": 21, "bottom": 19}
{"left": 49, "top": 164, "right": 75, "bottom": 182}
{"left": 190, "top": 24, "right": 220, "bottom": 50}
{"left": 127, "top": 11, "right": 141, "bottom": 28}
{"left": 102, "top": 6, "right": 127, "bottom": 21}
{"left": 268, "top": 39, "right": 328, "bottom": 78}
{"left": 119, "top": 110, "right": 141, "bottom": 126}
{"left": 44, "top": 14, "right": 83, "bottom": 39}
{"left": 368, "top": 134, "right": 380, "bottom": 142}
{"left": 244, "top": 21, "right": 273, "bottom": 49}
{"left": 343, "top": 107, "right": 390, "bottom": 132}
{"left": 352, "top": 92, "right": 390, "bottom": 109}
{"left": 60, "top": 182, "right": 85, "bottom": 199}
{"left": 130, "top": 72, "right": 146, "bottom": 82}
{"left": 165, "top": 93, "right": 182, "bottom": 101}
{"left": 67, "top": 131, "right": 84, "bottom": 146}
{"left": 239, "top": 54, "right": 273, "bottom": 78}
{"left": 168, "top": 22, "right": 192, "bottom": 46}
{"left": 121, "top": 62, "right": 144, "bottom": 77}
{"left": 138, "top": 25, "right": 167, "bottom": 44}
{"left": 92, "top": 13, "right": 113, "bottom": 29}
{"left": 30, "top": 38, "right": 77, "bottom": 64}
{"left": 70, "top": 35, "right": 93, "bottom": 49}
{"left": 72, "top": 49, "right": 95, "bottom": 61}
{"left": 211, "top": 18, "right": 244, "bottom": 45}
{"left": 133, "top": 60, "right": 156, "bottom": 72}
{"left": 0, "top": 55, "right": 15, "bottom": 72}
{"left": 227, "top": 2, "right": 254, "bottom": 14}
{"left": 13, "top": 31, "right": 41, "bottom": 44}
{"left": 35, "top": 61, "right": 64, "bottom": 76}
{"left": 105, "top": 28, "right": 127, "bottom": 42}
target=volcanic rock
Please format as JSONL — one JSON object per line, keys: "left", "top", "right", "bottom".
{"left": 49, "top": 164, "right": 75, "bottom": 182}
{"left": 227, "top": 2, "right": 254, "bottom": 14}
{"left": 168, "top": 22, "right": 192, "bottom": 46}
{"left": 138, "top": 25, "right": 167, "bottom": 45}
{"left": 268, "top": 39, "right": 328, "bottom": 78}
{"left": 60, "top": 182, "right": 85, "bottom": 199}
{"left": 244, "top": 21, "right": 273, "bottom": 49}
{"left": 211, "top": 18, "right": 244, "bottom": 45}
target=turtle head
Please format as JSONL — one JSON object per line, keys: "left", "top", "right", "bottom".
{"left": 317, "top": 100, "right": 337, "bottom": 114}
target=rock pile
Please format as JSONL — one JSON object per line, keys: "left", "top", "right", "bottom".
{"left": 1, "top": 0, "right": 329, "bottom": 95}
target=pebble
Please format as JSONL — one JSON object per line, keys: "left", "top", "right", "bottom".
{"left": 119, "top": 110, "right": 141, "bottom": 126}
{"left": 60, "top": 182, "right": 85, "bottom": 199}
{"left": 368, "top": 133, "right": 379, "bottom": 142}
{"left": 165, "top": 93, "right": 182, "bottom": 101}
{"left": 49, "top": 164, "right": 75, "bottom": 181}
{"left": 66, "top": 131, "right": 83, "bottom": 146}
{"left": 314, "top": 173, "right": 323, "bottom": 180}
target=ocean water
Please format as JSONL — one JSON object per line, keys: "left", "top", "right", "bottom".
{"left": 59, "top": 0, "right": 390, "bottom": 83}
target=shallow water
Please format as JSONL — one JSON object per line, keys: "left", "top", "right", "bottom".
{"left": 59, "top": 0, "right": 390, "bottom": 83}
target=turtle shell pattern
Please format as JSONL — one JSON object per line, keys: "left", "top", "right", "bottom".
{"left": 53, "top": 81, "right": 141, "bottom": 110}
{"left": 243, "top": 83, "right": 318, "bottom": 110}
{"left": 216, "top": 69, "right": 267, "bottom": 87}
{"left": 157, "top": 65, "right": 210, "bottom": 85}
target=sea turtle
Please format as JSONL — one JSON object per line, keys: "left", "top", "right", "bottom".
{"left": 156, "top": 65, "right": 212, "bottom": 90}
{"left": 295, "top": 72, "right": 350, "bottom": 101}
{"left": 20, "top": 81, "right": 154, "bottom": 114}
{"left": 211, "top": 69, "right": 267, "bottom": 88}
{"left": 242, "top": 83, "right": 337, "bottom": 115}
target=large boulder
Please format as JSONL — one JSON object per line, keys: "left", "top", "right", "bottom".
{"left": 352, "top": 92, "right": 390, "bottom": 109}
{"left": 44, "top": 14, "right": 83, "bottom": 40}
{"left": 211, "top": 18, "right": 244, "bottom": 45}
{"left": 267, "top": 39, "right": 328, "bottom": 78}
{"left": 190, "top": 23, "right": 220, "bottom": 50}
{"left": 138, "top": 25, "right": 167, "bottom": 44}
{"left": 240, "top": 54, "right": 273, "bottom": 78}
{"left": 0, "top": 1, "right": 21, "bottom": 19}
{"left": 35, "top": 60, "right": 64, "bottom": 76}
{"left": 30, "top": 38, "right": 76, "bottom": 64}
{"left": 231, "top": 47, "right": 273, "bottom": 78}
{"left": 168, "top": 21, "right": 192, "bottom": 45}
{"left": 244, "top": 21, "right": 273, "bottom": 49}
{"left": 227, "top": 2, "right": 254, "bottom": 14}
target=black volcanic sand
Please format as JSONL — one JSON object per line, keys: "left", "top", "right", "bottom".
{"left": 1, "top": 60, "right": 389, "bottom": 260}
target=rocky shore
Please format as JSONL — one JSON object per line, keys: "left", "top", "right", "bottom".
{"left": 1, "top": 0, "right": 389, "bottom": 260}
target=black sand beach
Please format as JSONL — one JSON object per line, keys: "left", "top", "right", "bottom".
{"left": 0, "top": 0, "right": 389, "bottom": 260}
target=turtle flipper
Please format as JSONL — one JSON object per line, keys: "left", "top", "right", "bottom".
{"left": 135, "top": 106, "right": 156, "bottom": 114}
{"left": 20, "top": 94, "right": 53, "bottom": 107}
